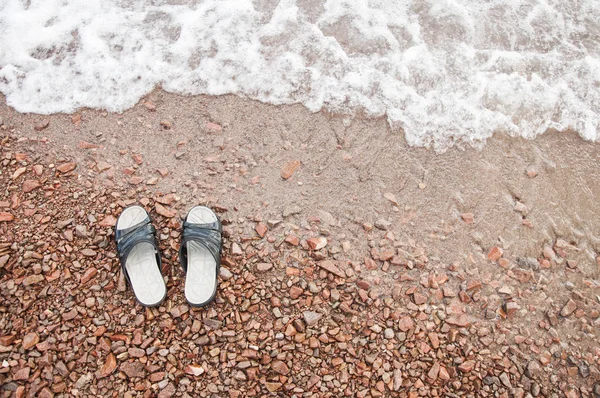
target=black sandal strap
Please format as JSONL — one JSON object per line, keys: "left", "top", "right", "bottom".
{"left": 115, "top": 218, "right": 161, "bottom": 283}
{"left": 179, "top": 219, "right": 222, "bottom": 272}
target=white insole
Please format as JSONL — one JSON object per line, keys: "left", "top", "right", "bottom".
{"left": 116, "top": 206, "right": 166, "bottom": 307}
{"left": 185, "top": 206, "right": 219, "bottom": 305}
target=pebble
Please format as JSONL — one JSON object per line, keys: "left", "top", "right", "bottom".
{"left": 219, "top": 267, "right": 233, "bottom": 280}
{"left": 307, "top": 237, "right": 327, "bottom": 250}
{"left": 271, "top": 360, "right": 289, "bottom": 375}
{"left": 303, "top": 311, "right": 323, "bottom": 326}
{"left": 22, "top": 332, "right": 39, "bottom": 350}
{"left": 375, "top": 219, "right": 391, "bottom": 230}
{"left": 458, "top": 360, "right": 475, "bottom": 373}
{"left": 499, "top": 372, "right": 512, "bottom": 388}
{"left": 384, "top": 328, "right": 395, "bottom": 339}
{"left": 22, "top": 179, "right": 41, "bottom": 193}
{"left": 560, "top": 299, "right": 577, "bottom": 317}
{"left": 281, "top": 160, "right": 301, "bottom": 179}
{"left": 526, "top": 360, "right": 541, "bottom": 378}
{"left": 398, "top": 316, "right": 414, "bottom": 332}
{"left": 256, "top": 263, "right": 273, "bottom": 272}
{"left": 488, "top": 246, "right": 503, "bottom": 261}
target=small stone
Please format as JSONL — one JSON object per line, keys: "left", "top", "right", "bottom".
{"left": 144, "top": 100, "right": 156, "bottom": 111}
{"left": 285, "top": 235, "right": 300, "bottom": 246}
{"left": 131, "top": 154, "right": 143, "bottom": 165}
{"left": 281, "top": 160, "right": 301, "bottom": 179}
{"left": 318, "top": 260, "right": 345, "bottom": 278}
{"left": 375, "top": 219, "right": 391, "bottom": 230}
{"left": 34, "top": 120, "right": 49, "bottom": 131}
{"left": 62, "top": 308, "right": 78, "bottom": 321}
{"left": 458, "top": 360, "right": 475, "bottom": 373}
{"left": 22, "top": 332, "right": 39, "bottom": 350}
{"left": 256, "top": 263, "right": 273, "bottom": 272}
{"left": 265, "top": 382, "right": 282, "bottom": 392}
{"left": 219, "top": 267, "right": 233, "bottom": 280}
{"left": 12, "top": 167, "right": 26, "bottom": 180}
{"left": 526, "top": 360, "right": 541, "bottom": 378}
{"left": 206, "top": 122, "right": 222, "bottom": 133}
{"left": 158, "top": 383, "right": 175, "bottom": 398}
{"left": 255, "top": 222, "right": 267, "bottom": 238}
{"left": 526, "top": 166, "right": 538, "bottom": 178}
{"left": 81, "top": 248, "right": 96, "bottom": 257}
{"left": 231, "top": 243, "right": 243, "bottom": 255}
{"left": 499, "top": 372, "right": 512, "bottom": 388}
{"left": 429, "top": 332, "right": 439, "bottom": 349}
{"left": 185, "top": 365, "right": 204, "bottom": 376}
{"left": 56, "top": 162, "right": 77, "bottom": 173}
{"left": 271, "top": 360, "right": 289, "bottom": 375}
{"left": 23, "top": 274, "right": 44, "bottom": 286}
{"left": 98, "top": 215, "right": 117, "bottom": 227}
{"left": 169, "top": 305, "right": 188, "bottom": 319}
{"left": 393, "top": 369, "right": 403, "bottom": 391}
{"left": 156, "top": 203, "right": 176, "bottom": 218}
{"left": 413, "top": 292, "right": 427, "bottom": 305}
{"left": 398, "top": 316, "right": 414, "bottom": 332}
{"left": 38, "top": 388, "right": 54, "bottom": 398}
{"left": 0, "top": 212, "right": 14, "bottom": 222}
{"left": 384, "top": 192, "right": 398, "bottom": 205}
{"left": 461, "top": 213, "right": 474, "bottom": 223}
{"left": 428, "top": 362, "right": 440, "bottom": 380}
{"left": 488, "top": 246, "right": 503, "bottom": 261}
{"left": 99, "top": 353, "right": 117, "bottom": 378}
{"left": 80, "top": 267, "right": 97, "bottom": 284}
{"left": 560, "top": 299, "right": 577, "bottom": 317}
{"left": 13, "top": 367, "right": 30, "bottom": 380}
{"left": 307, "top": 237, "right": 327, "bottom": 250}
{"left": 56, "top": 218, "right": 73, "bottom": 229}
{"left": 438, "top": 366, "right": 450, "bottom": 381}
{"left": 384, "top": 328, "right": 395, "bottom": 339}
{"left": 578, "top": 361, "right": 590, "bottom": 378}
{"left": 23, "top": 179, "right": 41, "bottom": 193}
{"left": 128, "top": 176, "right": 144, "bottom": 185}
{"left": 75, "top": 225, "right": 88, "bottom": 238}
{"left": 160, "top": 120, "right": 172, "bottom": 129}
{"left": 505, "top": 301, "right": 520, "bottom": 317}
{"left": 97, "top": 161, "right": 112, "bottom": 172}
{"left": 289, "top": 286, "right": 303, "bottom": 299}
{"left": 514, "top": 202, "right": 528, "bottom": 214}
{"left": 446, "top": 314, "right": 472, "bottom": 327}
{"left": 120, "top": 361, "right": 146, "bottom": 378}
{"left": 303, "top": 311, "right": 322, "bottom": 326}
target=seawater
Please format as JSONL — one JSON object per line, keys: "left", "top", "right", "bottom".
{"left": 1, "top": 0, "right": 599, "bottom": 149}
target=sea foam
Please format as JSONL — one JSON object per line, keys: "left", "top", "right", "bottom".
{"left": 1, "top": 0, "right": 599, "bottom": 149}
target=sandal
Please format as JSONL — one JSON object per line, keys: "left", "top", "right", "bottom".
{"left": 179, "top": 206, "right": 222, "bottom": 307}
{"left": 114, "top": 205, "right": 166, "bottom": 307}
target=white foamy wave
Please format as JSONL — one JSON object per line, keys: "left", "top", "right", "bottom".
{"left": 1, "top": 0, "right": 599, "bottom": 149}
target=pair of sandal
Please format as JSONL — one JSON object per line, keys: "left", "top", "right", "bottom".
{"left": 114, "top": 205, "right": 222, "bottom": 307}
